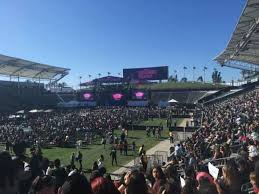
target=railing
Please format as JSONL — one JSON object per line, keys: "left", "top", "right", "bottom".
{"left": 203, "top": 154, "right": 239, "bottom": 167}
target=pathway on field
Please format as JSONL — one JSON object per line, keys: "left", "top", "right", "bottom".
{"left": 112, "top": 118, "right": 192, "bottom": 177}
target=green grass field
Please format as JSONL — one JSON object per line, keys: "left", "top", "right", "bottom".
{"left": 0, "top": 118, "right": 182, "bottom": 175}
{"left": 42, "top": 129, "right": 168, "bottom": 174}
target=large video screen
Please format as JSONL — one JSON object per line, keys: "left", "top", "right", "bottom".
{"left": 82, "top": 91, "right": 94, "bottom": 101}
{"left": 112, "top": 93, "right": 124, "bottom": 101}
{"left": 123, "top": 66, "right": 168, "bottom": 81}
{"left": 131, "top": 90, "right": 148, "bottom": 100}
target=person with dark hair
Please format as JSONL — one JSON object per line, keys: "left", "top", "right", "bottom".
{"left": 91, "top": 176, "right": 120, "bottom": 194}
{"left": 30, "top": 147, "right": 43, "bottom": 179}
{"left": 92, "top": 161, "right": 98, "bottom": 172}
{"left": 123, "top": 140, "right": 128, "bottom": 156}
{"left": 58, "top": 173, "right": 93, "bottom": 194}
{"left": 140, "top": 150, "right": 148, "bottom": 173}
{"left": 70, "top": 153, "right": 75, "bottom": 167}
{"left": 161, "top": 178, "right": 181, "bottom": 194}
{"left": 237, "top": 158, "right": 250, "bottom": 184}
{"left": 51, "top": 159, "right": 67, "bottom": 189}
{"left": 110, "top": 146, "right": 117, "bottom": 166}
{"left": 0, "top": 151, "right": 18, "bottom": 194}
{"left": 151, "top": 166, "right": 166, "bottom": 194}
{"left": 218, "top": 162, "right": 242, "bottom": 194}
{"left": 125, "top": 170, "right": 151, "bottom": 194}
{"left": 182, "top": 178, "right": 198, "bottom": 194}
{"left": 118, "top": 169, "right": 151, "bottom": 194}
{"left": 132, "top": 141, "right": 136, "bottom": 155}
{"left": 101, "top": 136, "right": 106, "bottom": 149}
{"left": 28, "top": 175, "right": 56, "bottom": 194}
{"left": 105, "top": 173, "right": 112, "bottom": 181}
{"left": 76, "top": 151, "right": 83, "bottom": 170}
{"left": 98, "top": 155, "right": 106, "bottom": 176}
{"left": 197, "top": 176, "right": 218, "bottom": 194}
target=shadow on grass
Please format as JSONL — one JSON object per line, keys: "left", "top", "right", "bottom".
{"left": 128, "top": 136, "right": 142, "bottom": 140}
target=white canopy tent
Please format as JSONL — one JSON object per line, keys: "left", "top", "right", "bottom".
{"left": 44, "top": 109, "right": 54, "bottom": 113}
{"left": 168, "top": 99, "right": 178, "bottom": 103}
{"left": 16, "top": 110, "right": 25, "bottom": 114}
{"left": 29, "top": 109, "right": 40, "bottom": 113}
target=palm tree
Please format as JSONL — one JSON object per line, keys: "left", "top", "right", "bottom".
{"left": 98, "top": 73, "right": 101, "bottom": 78}
{"left": 203, "top": 66, "right": 207, "bottom": 83}
{"left": 183, "top": 66, "right": 187, "bottom": 78}
{"left": 79, "top": 76, "right": 82, "bottom": 89}
{"left": 108, "top": 72, "right": 111, "bottom": 76}
{"left": 193, "top": 66, "right": 196, "bottom": 82}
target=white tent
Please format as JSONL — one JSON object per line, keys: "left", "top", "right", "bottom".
{"left": 16, "top": 110, "right": 25, "bottom": 114}
{"left": 44, "top": 109, "right": 53, "bottom": 113}
{"left": 9, "top": 115, "right": 21, "bottom": 119}
{"left": 29, "top": 109, "right": 39, "bottom": 113}
{"left": 168, "top": 99, "right": 178, "bottom": 103}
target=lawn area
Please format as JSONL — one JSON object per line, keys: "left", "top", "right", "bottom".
{"left": 0, "top": 118, "right": 183, "bottom": 175}
{"left": 42, "top": 128, "right": 169, "bottom": 174}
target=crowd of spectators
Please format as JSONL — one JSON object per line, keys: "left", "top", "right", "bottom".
{"left": 0, "top": 107, "right": 170, "bottom": 148}
{"left": 1, "top": 88, "right": 258, "bottom": 194}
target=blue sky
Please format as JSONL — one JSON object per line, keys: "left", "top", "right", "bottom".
{"left": 0, "top": 0, "right": 246, "bottom": 88}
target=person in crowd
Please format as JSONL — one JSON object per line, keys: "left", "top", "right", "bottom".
{"left": 125, "top": 170, "right": 152, "bottom": 194}
{"left": 123, "top": 140, "right": 128, "bottom": 156}
{"left": 50, "top": 159, "right": 67, "bottom": 189}
{"left": 132, "top": 141, "right": 136, "bottom": 155}
{"left": 92, "top": 161, "right": 99, "bottom": 172}
{"left": 70, "top": 153, "right": 75, "bottom": 166}
{"left": 152, "top": 127, "right": 156, "bottom": 137}
{"left": 98, "top": 155, "right": 106, "bottom": 176}
{"left": 119, "top": 140, "right": 124, "bottom": 155}
{"left": 139, "top": 144, "right": 145, "bottom": 156}
{"left": 110, "top": 146, "right": 117, "bottom": 166}
{"left": 30, "top": 147, "right": 43, "bottom": 179}
{"left": 91, "top": 176, "right": 120, "bottom": 194}
{"left": 182, "top": 178, "right": 198, "bottom": 194}
{"left": 249, "top": 171, "right": 259, "bottom": 194}
{"left": 140, "top": 150, "right": 148, "bottom": 173}
{"left": 76, "top": 151, "right": 83, "bottom": 170}
{"left": 146, "top": 127, "right": 150, "bottom": 137}
{"left": 58, "top": 172, "right": 93, "bottom": 194}
{"left": 217, "top": 162, "right": 242, "bottom": 194}
{"left": 101, "top": 136, "right": 106, "bottom": 149}
{"left": 151, "top": 166, "right": 166, "bottom": 194}
{"left": 0, "top": 151, "right": 19, "bottom": 194}
{"left": 28, "top": 175, "right": 56, "bottom": 194}
{"left": 169, "top": 131, "right": 174, "bottom": 144}
{"left": 46, "top": 161, "right": 55, "bottom": 176}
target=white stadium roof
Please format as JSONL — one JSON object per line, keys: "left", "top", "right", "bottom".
{"left": 0, "top": 54, "right": 70, "bottom": 80}
{"left": 215, "top": 0, "right": 259, "bottom": 72}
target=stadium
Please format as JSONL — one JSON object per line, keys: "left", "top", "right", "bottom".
{"left": 0, "top": 0, "right": 259, "bottom": 194}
